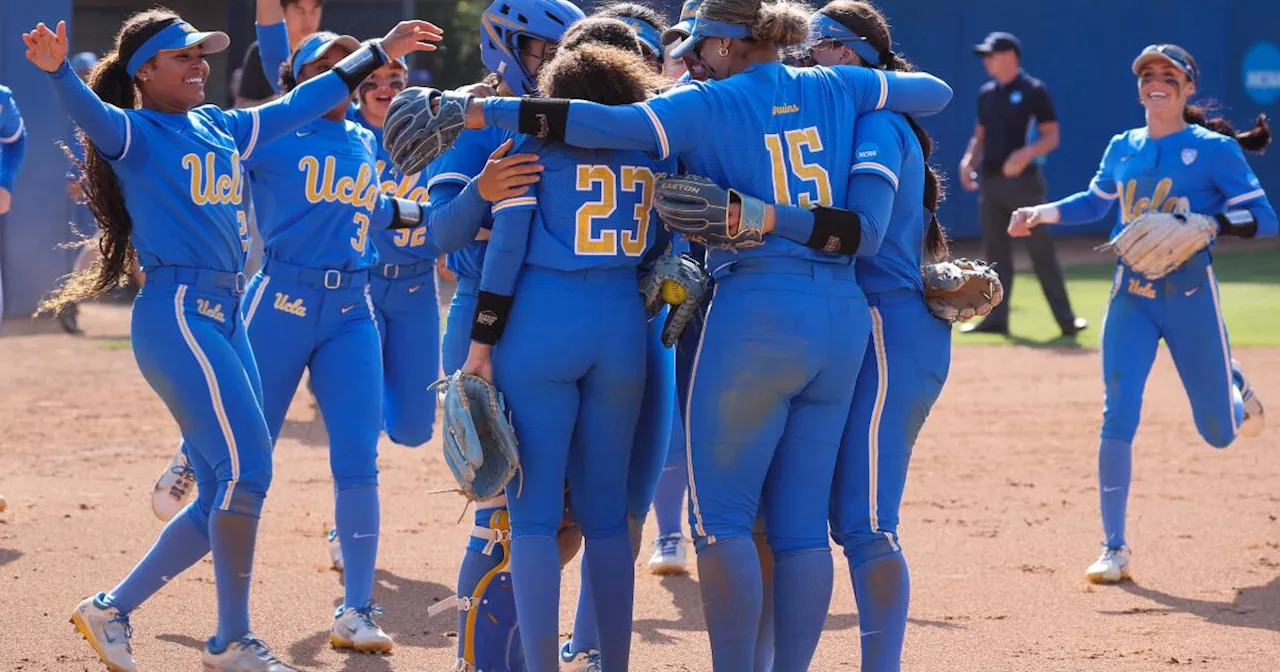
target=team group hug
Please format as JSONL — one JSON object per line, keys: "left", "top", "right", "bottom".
{"left": 17, "top": 0, "right": 1275, "bottom": 669}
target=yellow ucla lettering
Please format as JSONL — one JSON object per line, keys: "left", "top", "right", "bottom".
{"left": 1121, "top": 178, "right": 1188, "bottom": 223}
{"left": 183, "top": 152, "right": 244, "bottom": 207}
{"left": 196, "top": 298, "right": 226, "bottom": 323}
{"left": 1126, "top": 278, "right": 1156, "bottom": 300}
{"left": 300, "top": 157, "right": 381, "bottom": 212}
{"left": 273, "top": 292, "right": 308, "bottom": 317}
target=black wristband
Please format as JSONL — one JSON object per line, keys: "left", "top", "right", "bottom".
{"left": 332, "top": 43, "right": 388, "bottom": 93}
{"left": 518, "top": 98, "right": 571, "bottom": 141}
{"left": 1215, "top": 210, "right": 1259, "bottom": 239}
{"left": 807, "top": 207, "right": 862, "bottom": 255}
{"left": 471, "top": 291, "right": 514, "bottom": 345}
{"left": 387, "top": 198, "right": 423, "bottom": 229}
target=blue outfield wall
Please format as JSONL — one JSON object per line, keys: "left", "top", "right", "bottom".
{"left": 2, "top": 0, "right": 1277, "bottom": 318}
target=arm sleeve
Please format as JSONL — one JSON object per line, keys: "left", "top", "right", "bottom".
{"left": 220, "top": 71, "right": 350, "bottom": 161}
{"left": 1211, "top": 139, "right": 1277, "bottom": 238}
{"left": 424, "top": 179, "right": 491, "bottom": 252}
{"left": 255, "top": 24, "right": 291, "bottom": 95}
{"left": 1050, "top": 135, "right": 1121, "bottom": 225}
{"left": 1032, "top": 84, "right": 1058, "bottom": 123}
{"left": 832, "top": 67, "right": 954, "bottom": 116}
{"left": 47, "top": 61, "right": 131, "bottom": 161}
{"left": 483, "top": 85, "right": 710, "bottom": 160}
{"left": 0, "top": 133, "right": 26, "bottom": 191}
{"left": 479, "top": 203, "right": 535, "bottom": 297}
{"left": 238, "top": 44, "right": 277, "bottom": 101}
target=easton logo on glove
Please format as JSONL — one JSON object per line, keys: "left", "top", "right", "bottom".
{"left": 428, "top": 372, "right": 521, "bottom": 502}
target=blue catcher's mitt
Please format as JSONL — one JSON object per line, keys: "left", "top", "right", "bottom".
{"left": 384, "top": 87, "right": 474, "bottom": 176}
{"left": 653, "top": 174, "right": 767, "bottom": 250}
{"left": 428, "top": 371, "right": 520, "bottom": 501}
{"left": 641, "top": 252, "right": 709, "bottom": 347}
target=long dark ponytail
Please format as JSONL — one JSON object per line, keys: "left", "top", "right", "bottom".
{"left": 48, "top": 9, "right": 180, "bottom": 314}
{"left": 1185, "top": 106, "right": 1271, "bottom": 153}
{"left": 817, "top": 0, "right": 949, "bottom": 260}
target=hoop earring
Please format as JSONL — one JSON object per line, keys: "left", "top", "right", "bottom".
{"left": 718, "top": 44, "right": 730, "bottom": 58}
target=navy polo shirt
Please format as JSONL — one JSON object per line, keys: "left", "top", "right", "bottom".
{"left": 977, "top": 72, "right": 1056, "bottom": 170}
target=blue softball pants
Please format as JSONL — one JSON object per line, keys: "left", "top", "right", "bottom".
{"left": 829, "top": 290, "right": 951, "bottom": 672}
{"left": 687, "top": 258, "right": 868, "bottom": 672}
{"left": 442, "top": 274, "right": 479, "bottom": 374}
{"left": 369, "top": 260, "right": 441, "bottom": 447}
{"left": 495, "top": 265, "right": 648, "bottom": 672}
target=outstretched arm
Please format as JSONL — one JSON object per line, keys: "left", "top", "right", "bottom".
{"left": 26, "top": 22, "right": 130, "bottom": 160}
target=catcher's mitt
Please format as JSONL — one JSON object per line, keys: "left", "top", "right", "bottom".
{"left": 428, "top": 371, "right": 520, "bottom": 501}
{"left": 1101, "top": 210, "right": 1216, "bottom": 280}
{"left": 653, "top": 174, "right": 767, "bottom": 250}
{"left": 641, "top": 252, "right": 710, "bottom": 347}
{"left": 923, "top": 258, "right": 1004, "bottom": 322}
{"left": 384, "top": 87, "right": 473, "bottom": 175}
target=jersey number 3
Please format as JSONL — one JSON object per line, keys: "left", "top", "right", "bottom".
{"left": 765, "top": 127, "right": 833, "bottom": 208}
{"left": 575, "top": 165, "right": 655, "bottom": 257}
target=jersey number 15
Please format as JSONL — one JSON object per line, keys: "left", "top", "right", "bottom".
{"left": 575, "top": 165, "right": 656, "bottom": 257}
{"left": 765, "top": 127, "right": 833, "bottom": 209}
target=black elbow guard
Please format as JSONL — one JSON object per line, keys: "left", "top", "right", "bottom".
{"left": 1215, "top": 210, "right": 1259, "bottom": 239}
{"left": 387, "top": 198, "right": 424, "bottom": 230}
{"left": 518, "top": 98, "right": 571, "bottom": 141}
{"left": 332, "top": 42, "right": 389, "bottom": 93}
{"left": 806, "top": 207, "right": 862, "bottom": 255}
{"left": 471, "top": 291, "right": 514, "bottom": 345}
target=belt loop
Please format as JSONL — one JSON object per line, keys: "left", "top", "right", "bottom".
{"left": 324, "top": 269, "right": 342, "bottom": 290}
{"left": 384, "top": 263, "right": 399, "bottom": 280}
{"left": 233, "top": 272, "right": 247, "bottom": 295}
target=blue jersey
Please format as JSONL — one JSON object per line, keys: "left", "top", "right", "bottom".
{"left": 484, "top": 139, "right": 675, "bottom": 292}
{"left": 636, "top": 62, "right": 898, "bottom": 273}
{"left": 1088, "top": 125, "right": 1274, "bottom": 238}
{"left": 849, "top": 111, "right": 927, "bottom": 295}
{"left": 425, "top": 125, "right": 513, "bottom": 278}
{"left": 350, "top": 107, "right": 439, "bottom": 266}
{"left": 244, "top": 117, "right": 382, "bottom": 270}
{"left": 0, "top": 85, "right": 26, "bottom": 191}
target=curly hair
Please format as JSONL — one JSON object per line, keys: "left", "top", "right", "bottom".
{"left": 539, "top": 18, "right": 666, "bottom": 105}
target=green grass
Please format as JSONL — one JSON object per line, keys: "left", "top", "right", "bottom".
{"left": 97, "top": 338, "right": 132, "bottom": 351}
{"left": 956, "top": 248, "right": 1280, "bottom": 349}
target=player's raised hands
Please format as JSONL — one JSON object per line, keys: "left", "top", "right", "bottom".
{"left": 476, "top": 139, "right": 544, "bottom": 202}
{"left": 379, "top": 20, "right": 445, "bottom": 60}
{"left": 23, "top": 21, "right": 69, "bottom": 73}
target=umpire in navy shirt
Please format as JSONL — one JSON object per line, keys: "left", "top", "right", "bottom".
{"left": 960, "top": 32, "right": 1085, "bottom": 336}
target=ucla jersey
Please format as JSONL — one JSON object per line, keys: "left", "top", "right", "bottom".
{"left": 0, "top": 85, "right": 22, "bottom": 143}
{"left": 493, "top": 138, "right": 676, "bottom": 271}
{"left": 111, "top": 106, "right": 260, "bottom": 273}
{"left": 849, "top": 111, "right": 927, "bottom": 295}
{"left": 1090, "top": 125, "right": 1270, "bottom": 238}
{"left": 425, "top": 125, "right": 513, "bottom": 278}
{"left": 351, "top": 107, "right": 439, "bottom": 266}
{"left": 637, "top": 61, "right": 889, "bottom": 273}
{"left": 244, "top": 117, "right": 380, "bottom": 271}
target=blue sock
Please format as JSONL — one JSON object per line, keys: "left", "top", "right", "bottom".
{"left": 209, "top": 509, "right": 258, "bottom": 647}
{"left": 510, "top": 535, "right": 561, "bottom": 672}
{"left": 1098, "top": 437, "right": 1132, "bottom": 549}
{"left": 570, "top": 554, "right": 600, "bottom": 654}
{"left": 335, "top": 484, "right": 380, "bottom": 609}
{"left": 754, "top": 533, "right": 775, "bottom": 672}
{"left": 697, "top": 536, "right": 762, "bottom": 671}
{"left": 583, "top": 532, "right": 634, "bottom": 671}
{"left": 850, "top": 552, "right": 910, "bottom": 672}
{"left": 653, "top": 465, "right": 687, "bottom": 537}
{"left": 772, "top": 549, "right": 833, "bottom": 671}
{"left": 107, "top": 504, "right": 211, "bottom": 614}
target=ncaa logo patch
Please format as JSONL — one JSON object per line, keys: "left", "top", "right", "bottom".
{"left": 855, "top": 143, "right": 879, "bottom": 161}
{"left": 1181, "top": 148, "right": 1197, "bottom": 166}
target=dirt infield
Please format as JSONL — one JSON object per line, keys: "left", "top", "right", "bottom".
{"left": 1, "top": 302, "right": 1277, "bottom": 672}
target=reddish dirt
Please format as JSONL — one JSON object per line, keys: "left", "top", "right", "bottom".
{"left": 1, "top": 301, "right": 1277, "bottom": 671}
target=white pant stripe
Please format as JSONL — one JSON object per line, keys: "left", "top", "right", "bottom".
{"left": 173, "top": 285, "right": 240, "bottom": 509}
{"left": 867, "top": 307, "right": 889, "bottom": 536}
{"left": 242, "top": 275, "right": 271, "bottom": 328}
{"left": 684, "top": 286, "right": 717, "bottom": 543}
{"left": 1206, "top": 266, "right": 1238, "bottom": 434}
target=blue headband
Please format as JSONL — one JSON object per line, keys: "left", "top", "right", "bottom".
{"left": 669, "top": 17, "right": 753, "bottom": 59}
{"left": 292, "top": 33, "right": 362, "bottom": 80}
{"left": 618, "top": 17, "right": 663, "bottom": 58}
{"left": 809, "top": 13, "right": 882, "bottom": 67}
{"left": 125, "top": 20, "right": 229, "bottom": 77}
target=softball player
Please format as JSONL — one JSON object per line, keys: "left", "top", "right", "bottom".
{"left": 420, "top": 0, "right": 954, "bottom": 664}
{"left": 460, "top": 21, "right": 672, "bottom": 671}
{"left": 26, "top": 11, "right": 439, "bottom": 671}
{"left": 0, "top": 83, "right": 26, "bottom": 318}
{"left": 1009, "top": 44, "right": 1274, "bottom": 584}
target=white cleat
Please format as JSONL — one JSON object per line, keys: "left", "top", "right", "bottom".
{"left": 1235, "top": 360, "right": 1265, "bottom": 439}
{"left": 330, "top": 605, "right": 393, "bottom": 653}
{"left": 70, "top": 594, "right": 138, "bottom": 672}
{"left": 648, "top": 532, "right": 689, "bottom": 576}
{"left": 152, "top": 447, "right": 195, "bottom": 522}
{"left": 202, "top": 635, "right": 297, "bottom": 672}
{"left": 1085, "top": 546, "right": 1132, "bottom": 584}
{"left": 327, "top": 528, "right": 345, "bottom": 572}
{"left": 560, "top": 641, "right": 602, "bottom": 672}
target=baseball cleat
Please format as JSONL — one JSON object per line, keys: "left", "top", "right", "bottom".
{"left": 648, "top": 532, "right": 689, "bottom": 576}
{"left": 1234, "top": 360, "right": 1265, "bottom": 438}
{"left": 559, "top": 640, "right": 602, "bottom": 672}
{"left": 327, "top": 528, "right": 345, "bottom": 572}
{"left": 71, "top": 593, "right": 138, "bottom": 672}
{"left": 1085, "top": 546, "right": 1132, "bottom": 584}
{"left": 330, "top": 605, "right": 393, "bottom": 653}
{"left": 152, "top": 447, "right": 196, "bottom": 522}
{"left": 202, "top": 635, "right": 297, "bottom": 671}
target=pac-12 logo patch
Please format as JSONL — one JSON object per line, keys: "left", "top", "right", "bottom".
{"left": 1181, "top": 149, "right": 1197, "bottom": 166}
